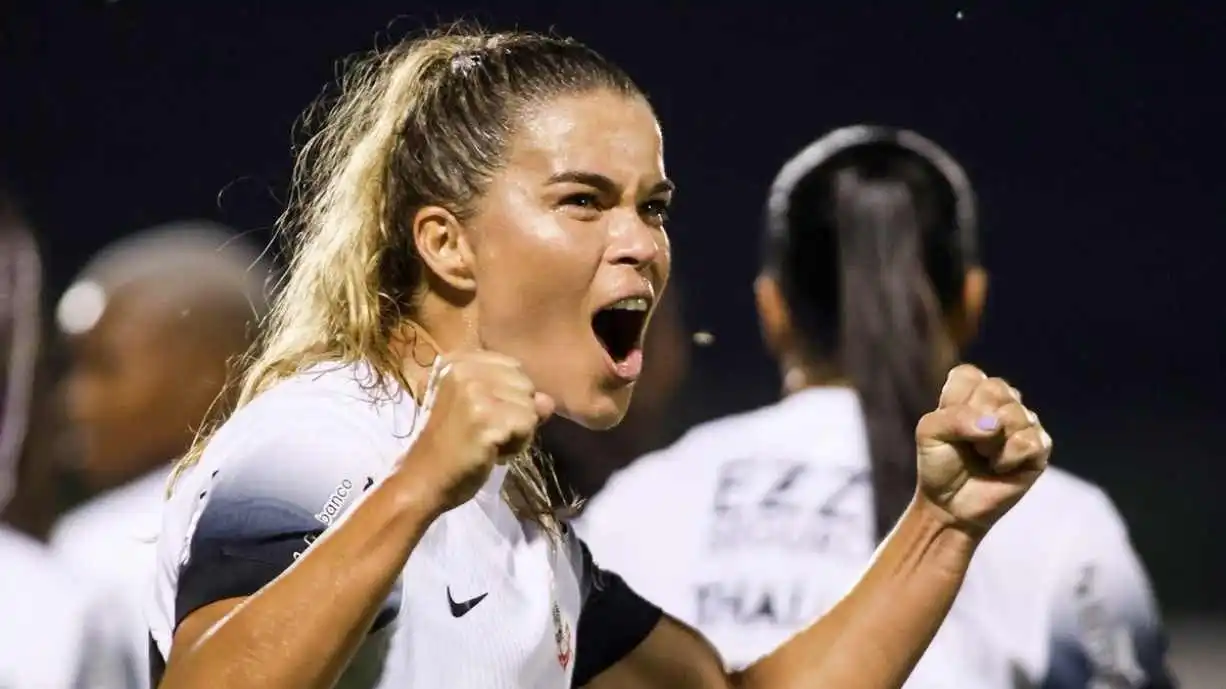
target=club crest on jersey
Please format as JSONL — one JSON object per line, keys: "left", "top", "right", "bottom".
{"left": 552, "top": 601, "right": 572, "bottom": 670}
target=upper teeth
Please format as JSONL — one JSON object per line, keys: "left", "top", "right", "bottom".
{"left": 607, "top": 297, "right": 650, "bottom": 312}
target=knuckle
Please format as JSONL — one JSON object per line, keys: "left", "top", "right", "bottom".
{"left": 468, "top": 397, "right": 492, "bottom": 422}
{"left": 981, "top": 377, "right": 1012, "bottom": 399}
{"left": 488, "top": 352, "right": 523, "bottom": 370}
{"left": 1024, "top": 407, "right": 1040, "bottom": 426}
{"left": 480, "top": 425, "right": 509, "bottom": 448}
{"left": 461, "top": 377, "right": 486, "bottom": 399}
{"left": 511, "top": 411, "right": 536, "bottom": 434}
{"left": 915, "top": 410, "right": 940, "bottom": 441}
{"left": 999, "top": 401, "right": 1028, "bottom": 424}
{"left": 1009, "top": 432, "right": 1042, "bottom": 458}
{"left": 949, "top": 363, "right": 986, "bottom": 382}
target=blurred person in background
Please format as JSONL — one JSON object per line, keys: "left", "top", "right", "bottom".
{"left": 0, "top": 337, "right": 75, "bottom": 541}
{"left": 49, "top": 222, "right": 271, "bottom": 688}
{"left": 580, "top": 126, "right": 1176, "bottom": 688}
{"left": 542, "top": 285, "right": 691, "bottom": 501}
{"left": 0, "top": 190, "right": 131, "bottom": 688}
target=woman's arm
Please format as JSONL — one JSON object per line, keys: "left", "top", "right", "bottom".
{"left": 157, "top": 351, "right": 548, "bottom": 689}
{"left": 584, "top": 365, "right": 1051, "bottom": 689}
{"left": 160, "top": 470, "right": 438, "bottom": 689}
{"left": 583, "top": 496, "right": 974, "bottom": 689}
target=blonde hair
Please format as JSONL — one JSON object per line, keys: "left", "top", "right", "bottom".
{"left": 170, "top": 24, "right": 641, "bottom": 522}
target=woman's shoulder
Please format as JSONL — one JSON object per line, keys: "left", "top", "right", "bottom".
{"left": 171, "top": 361, "right": 420, "bottom": 512}
{"left": 216, "top": 361, "right": 419, "bottom": 457}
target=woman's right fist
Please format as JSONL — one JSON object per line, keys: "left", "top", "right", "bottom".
{"left": 401, "top": 351, "right": 555, "bottom": 514}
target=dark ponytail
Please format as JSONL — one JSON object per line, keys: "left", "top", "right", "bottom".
{"left": 764, "top": 126, "right": 977, "bottom": 541}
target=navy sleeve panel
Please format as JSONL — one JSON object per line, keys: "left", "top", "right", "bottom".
{"left": 172, "top": 449, "right": 400, "bottom": 636}
{"left": 173, "top": 512, "right": 322, "bottom": 629}
{"left": 572, "top": 538, "right": 662, "bottom": 687}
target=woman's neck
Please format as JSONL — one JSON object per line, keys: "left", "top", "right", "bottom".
{"left": 389, "top": 319, "right": 445, "bottom": 396}
{"left": 781, "top": 360, "right": 852, "bottom": 397}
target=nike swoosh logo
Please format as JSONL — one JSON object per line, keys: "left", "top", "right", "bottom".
{"left": 447, "top": 587, "right": 488, "bottom": 618}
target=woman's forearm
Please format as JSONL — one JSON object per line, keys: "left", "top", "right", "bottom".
{"left": 736, "top": 495, "right": 978, "bottom": 689}
{"left": 160, "top": 471, "right": 440, "bottom": 689}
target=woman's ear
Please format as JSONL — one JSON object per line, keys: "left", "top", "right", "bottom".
{"left": 413, "top": 205, "right": 476, "bottom": 293}
{"left": 948, "top": 266, "right": 988, "bottom": 348}
{"left": 754, "top": 273, "right": 796, "bottom": 359}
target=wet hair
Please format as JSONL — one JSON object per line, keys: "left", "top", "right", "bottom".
{"left": 763, "top": 125, "right": 979, "bottom": 540}
{"left": 170, "top": 24, "right": 643, "bottom": 522}
{"left": 0, "top": 193, "right": 42, "bottom": 513}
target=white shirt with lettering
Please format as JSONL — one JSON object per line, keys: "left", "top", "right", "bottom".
{"left": 579, "top": 388, "right": 1177, "bottom": 688}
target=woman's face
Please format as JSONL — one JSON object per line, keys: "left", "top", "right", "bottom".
{"left": 467, "top": 89, "right": 672, "bottom": 429}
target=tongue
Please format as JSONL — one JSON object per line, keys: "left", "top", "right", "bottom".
{"left": 611, "top": 348, "right": 644, "bottom": 381}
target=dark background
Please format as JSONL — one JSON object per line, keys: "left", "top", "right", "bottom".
{"left": 3, "top": 2, "right": 1222, "bottom": 612}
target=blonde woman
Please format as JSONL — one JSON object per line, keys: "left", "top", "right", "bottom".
{"left": 147, "top": 26, "right": 1053, "bottom": 689}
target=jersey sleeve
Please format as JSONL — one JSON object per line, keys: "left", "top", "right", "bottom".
{"left": 570, "top": 532, "right": 662, "bottom": 687}
{"left": 172, "top": 399, "right": 400, "bottom": 635}
{"left": 1041, "top": 492, "right": 1177, "bottom": 689}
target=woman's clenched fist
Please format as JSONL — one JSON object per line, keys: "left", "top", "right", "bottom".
{"left": 400, "top": 351, "right": 555, "bottom": 514}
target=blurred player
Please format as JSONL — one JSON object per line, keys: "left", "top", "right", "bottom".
{"left": 580, "top": 126, "right": 1176, "bottom": 688}
{"left": 0, "top": 330, "right": 75, "bottom": 541}
{"left": 147, "top": 27, "right": 1051, "bottom": 689}
{"left": 50, "top": 223, "right": 270, "bottom": 688}
{"left": 0, "top": 191, "right": 130, "bottom": 688}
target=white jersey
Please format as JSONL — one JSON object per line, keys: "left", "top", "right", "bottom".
{"left": 579, "top": 388, "right": 1177, "bottom": 689}
{"left": 147, "top": 362, "right": 660, "bottom": 689}
{"left": 0, "top": 526, "right": 131, "bottom": 689}
{"left": 51, "top": 467, "right": 167, "bottom": 689}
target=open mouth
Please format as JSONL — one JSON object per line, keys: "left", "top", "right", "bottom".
{"left": 591, "top": 296, "right": 651, "bottom": 364}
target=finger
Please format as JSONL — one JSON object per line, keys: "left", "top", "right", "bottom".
{"left": 486, "top": 374, "right": 539, "bottom": 409}
{"left": 938, "top": 364, "right": 987, "bottom": 409}
{"left": 916, "top": 405, "right": 1003, "bottom": 448}
{"left": 965, "top": 376, "right": 1018, "bottom": 414}
{"left": 533, "top": 392, "right": 556, "bottom": 421}
{"left": 492, "top": 402, "right": 541, "bottom": 460}
{"left": 970, "top": 401, "right": 1031, "bottom": 461}
{"left": 991, "top": 426, "right": 1053, "bottom": 475}
{"left": 994, "top": 401, "right": 1037, "bottom": 434}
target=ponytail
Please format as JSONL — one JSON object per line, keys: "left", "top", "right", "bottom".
{"left": 764, "top": 126, "right": 976, "bottom": 542}
{"left": 831, "top": 172, "right": 952, "bottom": 540}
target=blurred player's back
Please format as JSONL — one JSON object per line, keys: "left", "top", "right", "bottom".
{"left": 580, "top": 392, "right": 1173, "bottom": 687}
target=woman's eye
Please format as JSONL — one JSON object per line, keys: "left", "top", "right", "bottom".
{"left": 561, "top": 193, "right": 600, "bottom": 209}
{"left": 642, "top": 200, "right": 671, "bottom": 224}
